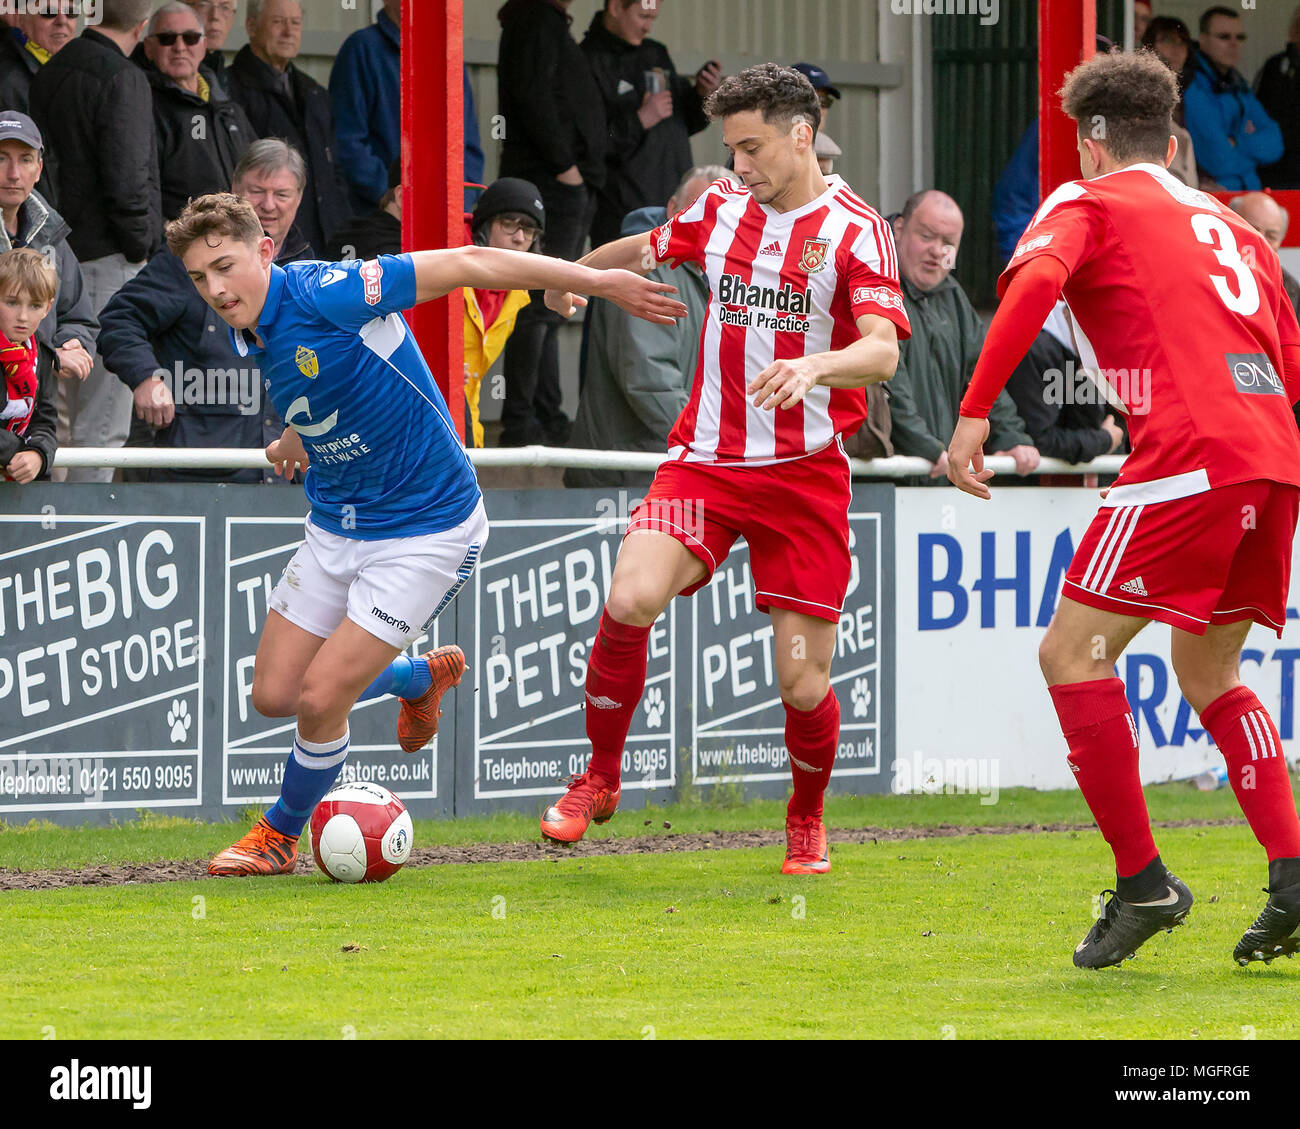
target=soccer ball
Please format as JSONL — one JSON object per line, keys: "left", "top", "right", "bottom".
{"left": 310, "top": 781, "right": 413, "bottom": 883}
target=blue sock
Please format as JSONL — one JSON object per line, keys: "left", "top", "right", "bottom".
{"left": 357, "top": 655, "right": 431, "bottom": 702}
{"left": 264, "top": 728, "right": 350, "bottom": 837}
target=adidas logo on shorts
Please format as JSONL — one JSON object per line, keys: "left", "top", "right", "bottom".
{"left": 1118, "top": 576, "right": 1149, "bottom": 596}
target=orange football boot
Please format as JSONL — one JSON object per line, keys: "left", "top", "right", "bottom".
{"left": 539, "top": 772, "right": 621, "bottom": 843}
{"left": 782, "top": 813, "right": 831, "bottom": 874}
{"left": 397, "top": 645, "right": 466, "bottom": 752}
{"left": 208, "top": 816, "right": 298, "bottom": 876}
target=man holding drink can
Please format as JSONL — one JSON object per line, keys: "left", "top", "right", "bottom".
{"left": 581, "top": 0, "right": 723, "bottom": 247}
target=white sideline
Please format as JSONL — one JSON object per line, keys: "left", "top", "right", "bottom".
{"left": 50, "top": 446, "right": 1129, "bottom": 479}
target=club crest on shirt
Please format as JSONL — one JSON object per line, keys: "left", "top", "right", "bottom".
{"left": 295, "top": 345, "right": 319, "bottom": 378}
{"left": 360, "top": 259, "right": 384, "bottom": 305}
{"left": 799, "top": 236, "right": 831, "bottom": 273}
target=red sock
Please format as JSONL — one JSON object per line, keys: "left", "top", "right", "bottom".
{"left": 1049, "top": 677, "right": 1158, "bottom": 877}
{"left": 583, "top": 610, "right": 652, "bottom": 786}
{"left": 1199, "top": 685, "right": 1300, "bottom": 861}
{"left": 786, "top": 689, "right": 840, "bottom": 819}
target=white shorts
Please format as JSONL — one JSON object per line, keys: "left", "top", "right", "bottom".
{"left": 269, "top": 500, "right": 489, "bottom": 648}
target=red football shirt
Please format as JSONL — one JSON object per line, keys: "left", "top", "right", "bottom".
{"left": 649, "top": 175, "right": 910, "bottom": 465}
{"left": 996, "top": 162, "right": 1300, "bottom": 503}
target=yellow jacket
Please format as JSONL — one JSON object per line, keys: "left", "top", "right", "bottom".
{"left": 462, "top": 286, "right": 531, "bottom": 447}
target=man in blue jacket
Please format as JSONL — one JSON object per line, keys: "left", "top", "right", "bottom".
{"left": 328, "top": 3, "right": 484, "bottom": 216}
{"left": 1184, "top": 6, "right": 1282, "bottom": 190}
{"left": 329, "top": 0, "right": 398, "bottom": 216}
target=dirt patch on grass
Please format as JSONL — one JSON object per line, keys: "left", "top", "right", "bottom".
{"left": 0, "top": 817, "right": 1248, "bottom": 892}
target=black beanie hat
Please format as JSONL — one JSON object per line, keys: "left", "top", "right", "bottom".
{"left": 472, "top": 177, "right": 545, "bottom": 231}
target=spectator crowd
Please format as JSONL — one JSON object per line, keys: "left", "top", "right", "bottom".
{"left": 4, "top": 0, "right": 1300, "bottom": 490}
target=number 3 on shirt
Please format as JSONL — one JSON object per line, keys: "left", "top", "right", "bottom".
{"left": 1191, "top": 213, "right": 1260, "bottom": 316}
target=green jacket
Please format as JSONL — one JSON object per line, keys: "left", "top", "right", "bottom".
{"left": 888, "top": 272, "right": 1033, "bottom": 477}
{"left": 565, "top": 257, "right": 709, "bottom": 489}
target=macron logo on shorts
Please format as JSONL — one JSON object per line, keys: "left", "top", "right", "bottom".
{"left": 370, "top": 606, "right": 411, "bottom": 634}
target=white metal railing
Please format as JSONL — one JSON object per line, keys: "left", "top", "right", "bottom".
{"left": 47, "top": 447, "right": 1130, "bottom": 478}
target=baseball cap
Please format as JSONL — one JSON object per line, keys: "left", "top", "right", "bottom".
{"left": 0, "top": 112, "right": 42, "bottom": 152}
{"left": 472, "top": 177, "right": 545, "bottom": 232}
{"left": 792, "top": 62, "right": 840, "bottom": 101}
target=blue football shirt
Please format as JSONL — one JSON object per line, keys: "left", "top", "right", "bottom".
{"left": 231, "top": 255, "right": 481, "bottom": 540}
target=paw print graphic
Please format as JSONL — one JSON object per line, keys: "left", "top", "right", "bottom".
{"left": 166, "top": 699, "right": 192, "bottom": 744}
{"left": 643, "top": 686, "right": 665, "bottom": 729}
{"left": 850, "top": 677, "right": 871, "bottom": 719}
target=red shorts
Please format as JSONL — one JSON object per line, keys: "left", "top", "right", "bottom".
{"left": 625, "top": 439, "right": 852, "bottom": 623}
{"left": 1063, "top": 480, "right": 1299, "bottom": 637}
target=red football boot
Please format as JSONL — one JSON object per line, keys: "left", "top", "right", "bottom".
{"left": 539, "top": 772, "right": 621, "bottom": 843}
{"left": 782, "top": 813, "right": 831, "bottom": 874}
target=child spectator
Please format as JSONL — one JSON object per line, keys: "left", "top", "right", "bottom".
{"left": 0, "top": 247, "right": 58, "bottom": 482}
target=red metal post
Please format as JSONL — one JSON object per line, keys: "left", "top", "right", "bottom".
{"left": 1039, "top": 0, "right": 1096, "bottom": 201}
{"left": 403, "top": 0, "right": 465, "bottom": 440}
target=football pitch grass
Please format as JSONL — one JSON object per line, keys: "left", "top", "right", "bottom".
{"left": 3, "top": 785, "right": 1299, "bottom": 1040}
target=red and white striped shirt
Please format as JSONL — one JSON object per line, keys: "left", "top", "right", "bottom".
{"left": 649, "top": 174, "right": 910, "bottom": 465}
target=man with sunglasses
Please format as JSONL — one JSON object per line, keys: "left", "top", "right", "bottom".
{"left": 1184, "top": 6, "right": 1282, "bottom": 190}
{"left": 140, "top": 2, "right": 254, "bottom": 221}
{"left": 0, "top": 3, "right": 76, "bottom": 115}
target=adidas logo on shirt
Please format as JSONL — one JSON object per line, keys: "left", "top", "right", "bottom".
{"left": 759, "top": 240, "right": 784, "bottom": 257}
{"left": 1119, "top": 576, "right": 1149, "bottom": 596}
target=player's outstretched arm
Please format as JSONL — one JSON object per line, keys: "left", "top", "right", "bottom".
{"left": 409, "top": 245, "right": 685, "bottom": 325}
{"left": 575, "top": 231, "right": 658, "bottom": 275}
{"left": 746, "top": 313, "right": 900, "bottom": 411}
{"left": 544, "top": 232, "right": 658, "bottom": 317}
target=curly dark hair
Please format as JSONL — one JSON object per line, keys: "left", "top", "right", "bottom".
{"left": 704, "top": 63, "right": 820, "bottom": 138}
{"left": 1060, "top": 48, "right": 1177, "bottom": 165}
